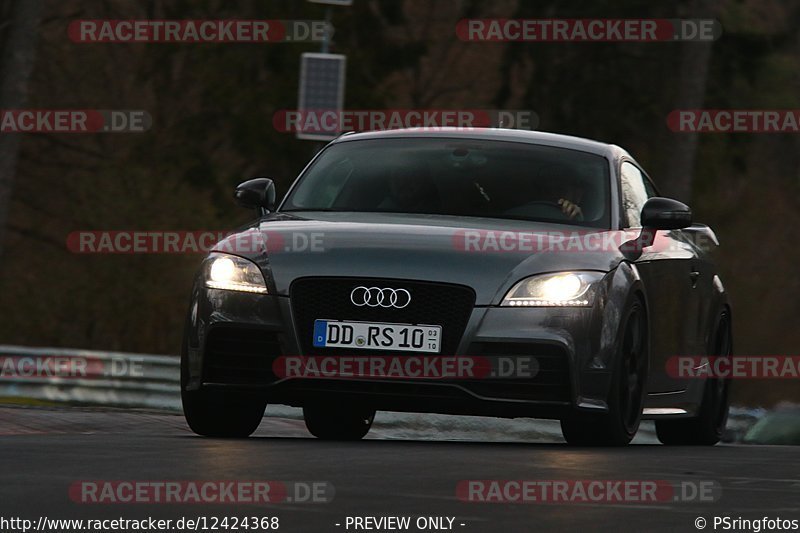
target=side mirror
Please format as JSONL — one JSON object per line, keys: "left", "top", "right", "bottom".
{"left": 641, "top": 196, "right": 692, "bottom": 230}
{"left": 234, "top": 177, "right": 276, "bottom": 213}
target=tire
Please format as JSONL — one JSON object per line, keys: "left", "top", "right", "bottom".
{"left": 561, "top": 296, "right": 648, "bottom": 446}
{"left": 304, "top": 403, "right": 375, "bottom": 440}
{"left": 181, "top": 344, "right": 267, "bottom": 438}
{"left": 656, "top": 310, "right": 732, "bottom": 446}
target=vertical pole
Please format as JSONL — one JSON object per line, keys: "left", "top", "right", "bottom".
{"left": 321, "top": 6, "right": 332, "bottom": 54}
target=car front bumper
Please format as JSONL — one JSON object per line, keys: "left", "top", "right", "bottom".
{"left": 183, "top": 279, "right": 623, "bottom": 420}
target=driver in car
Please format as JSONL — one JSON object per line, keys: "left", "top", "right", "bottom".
{"left": 558, "top": 193, "right": 583, "bottom": 220}
{"left": 549, "top": 167, "right": 586, "bottom": 221}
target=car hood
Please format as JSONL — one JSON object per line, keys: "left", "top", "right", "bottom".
{"left": 214, "top": 212, "right": 627, "bottom": 305}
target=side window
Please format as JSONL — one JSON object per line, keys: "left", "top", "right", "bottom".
{"left": 620, "top": 162, "right": 649, "bottom": 228}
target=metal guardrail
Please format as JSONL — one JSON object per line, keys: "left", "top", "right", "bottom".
{"left": 0, "top": 344, "right": 181, "bottom": 411}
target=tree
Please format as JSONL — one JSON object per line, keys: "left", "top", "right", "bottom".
{"left": 658, "top": 0, "right": 716, "bottom": 202}
{"left": 0, "top": 0, "right": 44, "bottom": 258}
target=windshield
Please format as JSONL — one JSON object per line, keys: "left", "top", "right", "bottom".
{"left": 281, "top": 138, "right": 611, "bottom": 228}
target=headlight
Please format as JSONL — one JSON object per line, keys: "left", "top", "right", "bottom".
{"left": 501, "top": 272, "right": 604, "bottom": 307}
{"left": 203, "top": 254, "right": 268, "bottom": 294}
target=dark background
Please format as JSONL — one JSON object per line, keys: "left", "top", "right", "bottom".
{"left": 0, "top": 0, "right": 797, "bottom": 406}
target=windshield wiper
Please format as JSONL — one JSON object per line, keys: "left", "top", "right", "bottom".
{"left": 280, "top": 208, "right": 342, "bottom": 212}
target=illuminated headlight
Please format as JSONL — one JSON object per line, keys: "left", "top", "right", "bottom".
{"left": 203, "top": 254, "right": 268, "bottom": 294}
{"left": 501, "top": 272, "right": 604, "bottom": 307}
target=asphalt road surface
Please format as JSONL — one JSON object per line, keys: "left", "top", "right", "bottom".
{"left": 0, "top": 406, "right": 798, "bottom": 533}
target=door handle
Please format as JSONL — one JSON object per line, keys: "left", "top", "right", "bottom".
{"left": 689, "top": 271, "right": 700, "bottom": 288}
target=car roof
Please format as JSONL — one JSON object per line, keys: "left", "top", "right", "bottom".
{"left": 331, "top": 127, "right": 632, "bottom": 161}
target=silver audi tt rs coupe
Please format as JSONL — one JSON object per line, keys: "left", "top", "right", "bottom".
{"left": 181, "top": 128, "right": 732, "bottom": 446}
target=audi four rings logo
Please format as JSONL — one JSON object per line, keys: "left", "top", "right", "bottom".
{"left": 350, "top": 286, "right": 411, "bottom": 308}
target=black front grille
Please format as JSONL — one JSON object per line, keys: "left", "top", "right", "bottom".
{"left": 290, "top": 277, "right": 476, "bottom": 356}
{"left": 462, "top": 342, "right": 571, "bottom": 401}
{"left": 203, "top": 326, "right": 282, "bottom": 384}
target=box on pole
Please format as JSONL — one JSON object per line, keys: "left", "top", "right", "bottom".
{"left": 296, "top": 53, "right": 347, "bottom": 141}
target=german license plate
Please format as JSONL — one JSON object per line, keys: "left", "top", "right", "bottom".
{"left": 312, "top": 320, "right": 441, "bottom": 353}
